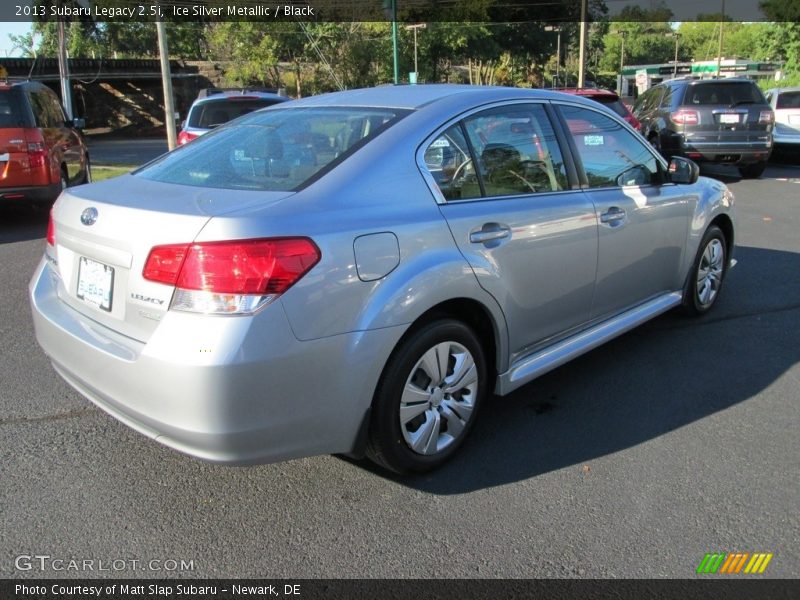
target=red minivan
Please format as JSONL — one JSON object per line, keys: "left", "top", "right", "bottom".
{"left": 0, "top": 80, "right": 90, "bottom": 206}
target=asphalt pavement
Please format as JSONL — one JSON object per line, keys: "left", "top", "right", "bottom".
{"left": 0, "top": 161, "right": 798, "bottom": 579}
{"left": 87, "top": 138, "right": 169, "bottom": 166}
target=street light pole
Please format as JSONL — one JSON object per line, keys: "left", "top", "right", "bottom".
{"left": 673, "top": 32, "right": 681, "bottom": 78}
{"left": 391, "top": 0, "right": 399, "bottom": 84}
{"left": 405, "top": 23, "right": 426, "bottom": 79}
{"left": 716, "top": 0, "right": 726, "bottom": 77}
{"left": 156, "top": 17, "right": 177, "bottom": 150}
{"left": 545, "top": 25, "right": 561, "bottom": 88}
{"left": 618, "top": 31, "right": 627, "bottom": 95}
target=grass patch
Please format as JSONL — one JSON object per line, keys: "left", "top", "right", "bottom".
{"left": 91, "top": 165, "right": 136, "bottom": 182}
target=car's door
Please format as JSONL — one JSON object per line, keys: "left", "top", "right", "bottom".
{"left": 420, "top": 102, "right": 598, "bottom": 361}
{"left": 554, "top": 102, "right": 690, "bottom": 320}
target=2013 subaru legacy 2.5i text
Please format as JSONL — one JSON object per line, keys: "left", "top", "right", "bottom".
{"left": 30, "top": 85, "right": 736, "bottom": 474}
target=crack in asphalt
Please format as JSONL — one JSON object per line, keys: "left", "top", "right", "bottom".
{"left": 0, "top": 406, "right": 97, "bottom": 426}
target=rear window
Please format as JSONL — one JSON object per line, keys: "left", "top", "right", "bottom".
{"left": 187, "top": 98, "right": 285, "bottom": 129}
{"left": 0, "top": 90, "right": 23, "bottom": 128}
{"left": 137, "top": 106, "right": 409, "bottom": 192}
{"left": 776, "top": 92, "right": 800, "bottom": 109}
{"left": 683, "top": 82, "right": 766, "bottom": 107}
{"left": 590, "top": 96, "right": 629, "bottom": 118}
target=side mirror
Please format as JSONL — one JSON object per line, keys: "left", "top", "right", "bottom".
{"left": 669, "top": 157, "right": 699, "bottom": 184}
{"left": 70, "top": 118, "right": 86, "bottom": 129}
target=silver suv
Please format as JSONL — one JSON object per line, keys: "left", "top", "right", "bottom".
{"left": 634, "top": 78, "right": 774, "bottom": 178}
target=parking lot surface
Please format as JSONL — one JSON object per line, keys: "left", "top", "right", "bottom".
{"left": 1, "top": 162, "right": 798, "bottom": 578}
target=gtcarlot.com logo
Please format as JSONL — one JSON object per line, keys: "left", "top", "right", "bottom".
{"left": 696, "top": 552, "right": 773, "bottom": 574}
{"left": 14, "top": 555, "right": 195, "bottom": 572}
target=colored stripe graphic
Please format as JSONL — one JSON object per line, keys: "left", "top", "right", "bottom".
{"left": 699, "top": 552, "right": 773, "bottom": 574}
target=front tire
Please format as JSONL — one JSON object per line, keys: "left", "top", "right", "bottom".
{"left": 682, "top": 225, "right": 727, "bottom": 316}
{"left": 366, "top": 319, "right": 488, "bottom": 474}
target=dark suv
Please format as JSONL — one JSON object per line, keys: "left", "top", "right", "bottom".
{"left": 0, "top": 80, "right": 90, "bottom": 205}
{"left": 633, "top": 78, "right": 773, "bottom": 178}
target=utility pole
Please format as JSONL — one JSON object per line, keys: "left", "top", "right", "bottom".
{"left": 156, "top": 18, "right": 177, "bottom": 150}
{"left": 716, "top": 0, "right": 726, "bottom": 77}
{"left": 391, "top": 0, "right": 399, "bottom": 84}
{"left": 577, "top": 0, "right": 588, "bottom": 88}
{"left": 57, "top": 19, "right": 73, "bottom": 120}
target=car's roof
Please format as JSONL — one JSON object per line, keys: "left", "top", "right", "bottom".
{"left": 285, "top": 84, "right": 593, "bottom": 110}
{"left": 558, "top": 88, "right": 619, "bottom": 99}
{"left": 194, "top": 92, "right": 286, "bottom": 106}
{"left": 765, "top": 86, "right": 800, "bottom": 94}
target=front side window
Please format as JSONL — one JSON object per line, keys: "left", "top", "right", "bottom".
{"left": 559, "top": 104, "right": 659, "bottom": 188}
{"left": 136, "top": 106, "right": 408, "bottom": 192}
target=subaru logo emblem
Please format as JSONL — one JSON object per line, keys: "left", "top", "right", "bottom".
{"left": 80, "top": 207, "right": 98, "bottom": 226}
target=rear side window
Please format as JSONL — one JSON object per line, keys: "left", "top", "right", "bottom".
{"left": 137, "top": 106, "right": 408, "bottom": 192}
{"left": 188, "top": 99, "right": 284, "bottom": 129}
{"left": 0, "top": 91, "right": 23, "bottom": 128}
{"left": 684, "top": 82, "right": 766, "bottom": 106}
{"left": 28, "top": 90, "right": 64, "bottom": 128}
{"left": 591, "top": 96, "right": 629, "bottom": 118}
{"left": 463, "top": 104, "right": 568, "bottom": 196}
{"left": 776, "top": 92, "right": 800, "bottom": 109}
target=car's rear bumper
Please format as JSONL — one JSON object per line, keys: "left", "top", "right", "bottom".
{"left": 29, "top": 257, "right": 402, "bottom": 464}
{"left": 0, "top": 183, "right": 61, "bottom": 204}
{"left": 677, "top": 139, "right": 772, "bottom": 165}
{"left": 772, "top": 130, "right": 800, "bottom": 146}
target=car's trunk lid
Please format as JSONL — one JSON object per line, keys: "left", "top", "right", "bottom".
{"left": 49, "top": 174, "right": 294, "bottom": 342}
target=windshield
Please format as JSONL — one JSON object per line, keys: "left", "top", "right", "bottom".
{"left": 683, "top": 82, "right": 766, "bottom": 106}
{"left": 187, "top": 98, "right": 285, "bottom": 129}
{"left": 137, "top": 106, "right": 409, "bottom": 192}
{"left": 776, "top": 91, "right": 800, "bottom": 109}
{"left": 591, "top": 96, "right": 629, "bottom": 118}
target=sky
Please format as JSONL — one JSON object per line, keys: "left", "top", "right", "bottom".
{"left": 0, "top": 22, "right": 31, "bottom": 57}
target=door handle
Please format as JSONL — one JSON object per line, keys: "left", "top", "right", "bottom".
{"left": 600, "top": 207, "right": 626, "bottom": 224}
{"left": 469, "top": 224, "right": 511, "bottom": 244}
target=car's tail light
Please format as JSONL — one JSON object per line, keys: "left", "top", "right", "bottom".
{"left": 27, "top": 141, "right": 47, "bottom": 169}
{"left": 177, "top": 131, "right": 198, "bottom": 145}
{"left": 46, "top": 210, "right": 55, "bottom": 246}
{"left": 759, "top": 110, "right": 774, "bottom": 124}
{"left": 143, "top": 238, "right": 320, "bottom": 314}
{"left": 671, "top": 110, "right": 699, "bottom": 125}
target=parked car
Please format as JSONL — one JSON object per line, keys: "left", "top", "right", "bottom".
{"left": 31, "top": 85, "right": 736, "bottom": 474}
{"left": 764, "top": 86, "right": 800, "bottom": 158}
{"left": 633, "top": 77, "right": 773, "bottom": 178}
{"left": 558, "top": 87, "right": 641, "bottom": 130}
{"left": 177, "top": 88, "right": 289, "bottom": 145}
{"left": 0, "top": 80, "right": 90, "bottom": 205}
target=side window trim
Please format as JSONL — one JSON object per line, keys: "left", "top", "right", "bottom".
{"left": 416, "top": 99, "right": 579, "bottom": 204}
{"left": 458, "top": 120, "right": 486, "bottom": 198}
{"left": 551, "top": 100, "right": 669, "bottom": 190}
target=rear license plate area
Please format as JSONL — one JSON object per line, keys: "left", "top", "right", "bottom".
{"left": 717, "top": 114, "right": 740, "bottom": 124}
{"left": 77, "top": 257, "right": 114, "bottom": 312}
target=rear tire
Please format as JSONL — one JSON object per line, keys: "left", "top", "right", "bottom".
{"left": 682, "top": 225, "right": 727, "bottom": 316}
{"left": 739, "top": 161, "right": 766, "bottom": 179}
{"left": 366, "top": 319, "right": 488, "bottom": 474}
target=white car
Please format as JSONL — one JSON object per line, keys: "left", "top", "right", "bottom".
{"left": 765, "top": 87, "right": 800, "bottom": 156}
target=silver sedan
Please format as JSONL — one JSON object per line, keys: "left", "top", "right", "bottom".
{"left": 30, "top": 85, "right": 735, "bottom": 473}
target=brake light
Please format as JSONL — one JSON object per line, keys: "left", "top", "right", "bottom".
{"left": 143, "top": 238, "right": 320, "bottom": 314}
{"left": 177, "top": 131, "right": 198, "bottom": 145}
{"left": 671, "top": 110, "right": 699, "bottom": 125}
{"left": 27, "top": 141, "right": 47, "bottom": 168}
{"left": 759, "top": 110, "right": 774, "bottom": 124}
{"left": 46, "top": 210, "right": 55, "bottom": 246}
